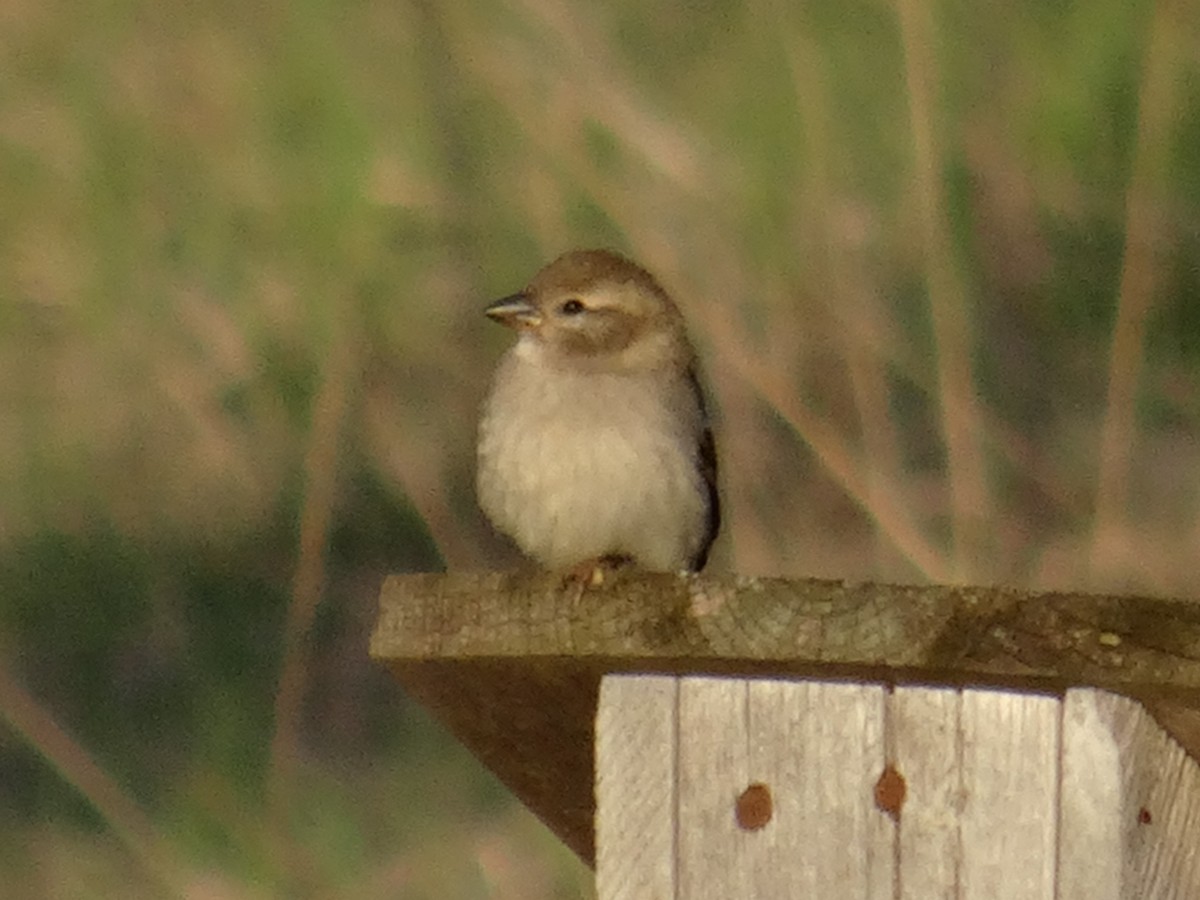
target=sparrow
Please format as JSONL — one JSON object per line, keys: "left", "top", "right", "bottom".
{"left": 477, "top": 249, "right": 720, "bottom": 572}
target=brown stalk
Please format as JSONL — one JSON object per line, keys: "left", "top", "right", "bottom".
{"left": 267, "top": 311, "right": 358, "bottom": 842}
{"left": 0, "top": 665, "right": 189, "bottom": 898}
{"left": 896, "top": 0, "right": 992, "bottom": 579}
{"left": 1091, "top": 0, "right": 1184, "bottom": 581}
{"left": 775, "top": 6, "right": 912, "bottom": 578}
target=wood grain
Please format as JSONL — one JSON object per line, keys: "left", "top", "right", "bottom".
{"left": 372, "top": 570, "right": 1200, "bottom": 864}
{"left": 890, "top": 687, "right": 960, "bottom": 900}
{"left": 1059, "top": 689, "right": 1200, "bottom": 899}
{"left": 595, "top": 675, "right": 677, "bottom": 900}
{"left": 595, "top": 677, "right": 1200, "bottom": 898}
{"left": 958, "top": 690, "right": 1058, "bottom": 898}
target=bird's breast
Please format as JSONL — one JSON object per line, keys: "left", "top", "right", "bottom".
{"left": 477, "top": 357, "right": 708, "bottom": 569}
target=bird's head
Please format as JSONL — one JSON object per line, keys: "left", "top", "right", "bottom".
{"left": 486, "top": 249, "right": 692, "bottom": 373}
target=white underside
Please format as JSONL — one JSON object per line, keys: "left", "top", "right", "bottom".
{"left": 478, "top": 348, "right": 708, "bottom": 570}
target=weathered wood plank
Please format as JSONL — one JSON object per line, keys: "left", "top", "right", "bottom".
{"left": 595, "top": 675, "right": 677, "bottom": 900}
{"left": 676, "top": 678, "right": 752, "bottom": 898}
{"left": 373, "top": 571, "right": 1200, "bottom": 865}
{"left": 1059, "top": 688, "right": 1200, "bottom": 899}
{"left": 674, "top": 677, "right": 893, "bottom": 898}
{"left": 890, "top": 686, "right": 960, "bottom": 900}
{"left": 596, "top": 678, "right": 1200, "bottom": 897}
{"left": 373, "top": 571, "right": 1200, "bottom": 693}
{"left": 749, "top": 679, "right": 892, "bottom": 897}
{"left": 958, "top": 690, "right": 1059, "bottom": 898}
{"left": 1059, "top": 689, "right": 1134, "bottom": 899}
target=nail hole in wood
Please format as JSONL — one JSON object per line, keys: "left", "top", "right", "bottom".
{"left": 874, "top": 764, "right": 906, "bottom": 819}
{"left": 735, "top": 782, "right": 772, "bottom": 830}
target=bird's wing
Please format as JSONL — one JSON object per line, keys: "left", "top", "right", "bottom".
{"left": 687, "top": 365, "right": 721, "bottom": 571}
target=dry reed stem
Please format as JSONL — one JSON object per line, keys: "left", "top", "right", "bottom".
{"left": 267, "top": 309, "right": 358, "bottom": 841}
{"left": 1091, "top": 0, "right": 1182, "bottom": 580}
{"left": 708, "top": 373, "right": 784, "bottom": 574}
{"left": 776, "top": 8, "right": 912, "bottom": 576}
{"left": 362, "top": 391, "right": 466, "bottom": 568}
{"left": 517, "top": 0, "right": 709, "bottom": 190}
{"left": 896, "top": 0, "right": 992, "bottom": 579}
{"left": 0, "top": 665, "right": 189, "bottom": 898}
{"left": 710, "top": 325, "right": 953, "bottom": 581}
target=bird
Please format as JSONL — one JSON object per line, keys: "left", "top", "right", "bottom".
{"left": 477, "top": 249, "right": 720, "bottom": 574}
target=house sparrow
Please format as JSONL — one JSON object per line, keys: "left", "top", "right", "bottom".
{"left": 477, "top": 249, "right": 720, "bottom": 572}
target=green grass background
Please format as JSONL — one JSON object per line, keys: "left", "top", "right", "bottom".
{"left": 2, "top": 0, "right": 1199, "bottom": 896}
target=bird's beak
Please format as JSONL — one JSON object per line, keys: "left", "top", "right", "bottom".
{"left": 485, "top": 294, "right": 542, "bottom": 329}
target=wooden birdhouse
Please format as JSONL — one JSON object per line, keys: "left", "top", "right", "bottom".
{"left": 371, "top": 571, "right": 1200, "bottom": 898}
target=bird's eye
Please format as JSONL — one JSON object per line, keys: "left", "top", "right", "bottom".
{"left": 559, "top": 298, "right": 585, "bottom": 315}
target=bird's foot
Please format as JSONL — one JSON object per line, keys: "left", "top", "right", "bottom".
{"left": 560, "top": 554, "right": 633, "bottom": 598}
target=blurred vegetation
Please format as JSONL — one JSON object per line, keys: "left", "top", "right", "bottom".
{"left": 1, "top": 0, "right": 1199, "bottom": 895}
